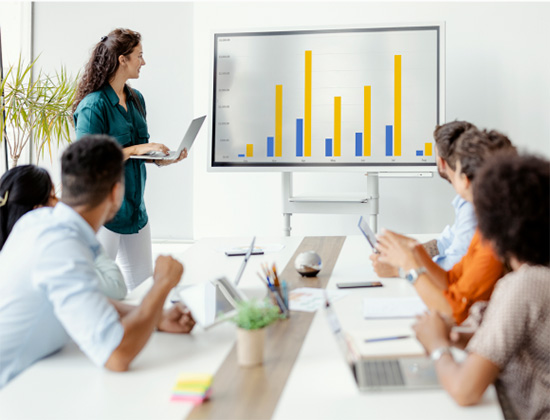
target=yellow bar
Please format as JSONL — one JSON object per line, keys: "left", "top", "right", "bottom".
{"left": 425, "top": 142, "right": 433, "bottom": 157}
{"left": 246, "top": 144, "right": 253, "bottom": 157}
{"left": 364, "top": 86, "right": 371, "bottom": 156}
{"left": 304, "top": 51, "right": 312, "bottom": 157}
{"left": 334, "top": 97, "right": 341, "bottom": 157}
{"left": 275, "top": 85, "right": 283, "bottom": 157}
{"left": 394, "top": 55, "right": 402, "bottom": 157}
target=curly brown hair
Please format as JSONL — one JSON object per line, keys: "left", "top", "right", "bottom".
{"left": 454, "top": 128, "right": 516, "bottom": 181}
{"left": 474, "top": 154, "right": 550, "bottom": 266}
{"left": 72, "top": 28, "right": 141, "bottom": 113}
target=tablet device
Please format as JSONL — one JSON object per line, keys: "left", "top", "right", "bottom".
{"left": 358, "top": 216, "right": 378, "bottom": 253}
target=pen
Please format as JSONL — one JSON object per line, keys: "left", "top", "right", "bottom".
{"left": 281, "top": 280, "right": 288, "bottom": 308}
{"left": 364, "top": 335, "right": 412, "bottom": 343}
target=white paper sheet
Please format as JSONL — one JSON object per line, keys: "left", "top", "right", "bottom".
{"left": 289, "top": 287, "right": 349, "bottom": 312}
{"left": 363, "top": 296, "right": 428, "bottom": 318}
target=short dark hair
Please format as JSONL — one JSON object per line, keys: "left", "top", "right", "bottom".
{"left": 474, "top": 153, "right": 550, "bottom": 266}
{"left": 0, "top": 165, "right": 53, "bottom": 250}
{"left": 433, "top": 120, "right": 476, "bottom": 170}
{"left": 61, "top": 135, "right": 124, "bottom": 208}
{"left": 454, "top": 128, "right": 516, "bottom": 181}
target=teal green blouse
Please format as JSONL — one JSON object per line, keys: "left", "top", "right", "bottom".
{"left": 74, "top": 84, "right": 150, "bottom": 234}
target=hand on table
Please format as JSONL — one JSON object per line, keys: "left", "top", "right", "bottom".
{"left": 157, "top": 302, "right": 196, "bottom": 334}
{"left": 369, "top": 253, "right": 399, "bottom": 277}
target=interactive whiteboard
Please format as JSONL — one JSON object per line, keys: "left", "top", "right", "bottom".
{"left": 210, "top": 24, "right": 444, "bottom": 171}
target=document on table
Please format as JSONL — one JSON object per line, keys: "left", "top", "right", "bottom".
{"left": 363, "top": 296, "right": 428, "bottom": 319}
{"left": 289, "top": 287, "right": 349, "bottom": 312}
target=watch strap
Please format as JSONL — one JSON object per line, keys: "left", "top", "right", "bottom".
{"left": 430, "top": 346, "right": 452, "bottom": 361}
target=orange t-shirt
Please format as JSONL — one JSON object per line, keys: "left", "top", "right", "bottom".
{"left": 444, "top": 229, "right": 504, "bottom": 324}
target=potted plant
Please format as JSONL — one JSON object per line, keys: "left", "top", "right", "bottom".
{"left": 231, "top": 299, "right": 281, "bottom": 367}
{"left": 1, "top": 55, "right": 77, "bottom": 168}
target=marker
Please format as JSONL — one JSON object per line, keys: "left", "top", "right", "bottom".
{"left": 364, "top": 335, "right": 412, "bottom": 343}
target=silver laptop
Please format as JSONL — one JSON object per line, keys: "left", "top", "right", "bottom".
{"left": 325, "top": 299, "right": 440, "bottom": 391}
{"left": 177, "top": 237, "right": 255, "bottom": 329}
{"left": 130, "top": 115, "right": 206, "bottom": 160}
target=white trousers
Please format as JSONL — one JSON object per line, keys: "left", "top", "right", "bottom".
{"left": 97, "top": 223, "right": 153, "bottom": 291}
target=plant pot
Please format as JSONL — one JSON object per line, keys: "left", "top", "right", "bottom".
{"left": 236, "top": 327, "right": 266, "bottom": 367}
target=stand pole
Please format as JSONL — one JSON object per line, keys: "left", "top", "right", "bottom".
{"left": 282, "top": 172, "right": 292, "bottom": 237}
{"left": 366, "top": 173, "right": 380, "bottom": 233}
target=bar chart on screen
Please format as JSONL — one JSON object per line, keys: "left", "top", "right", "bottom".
{"left": 212, "top": 25, "right": 442, "bottom": 168}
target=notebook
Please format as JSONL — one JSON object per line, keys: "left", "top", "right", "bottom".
{"left": 130, "top": 115, "right": 206, "bottom": 160}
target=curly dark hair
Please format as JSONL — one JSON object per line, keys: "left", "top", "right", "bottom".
{"left": 474, "top": 153, "right": 550, "bottom": 266}
{"left": 62, "top": 134, "right": 124, "bottom": 209}
{"left": 433, "top": 120, "right": 476, "bottom": 170}
{"left": 72, "top": 28, "right": 141, "bottom": 113}
{"left": 454, "top": 128, "right": 516, "bottom": 181}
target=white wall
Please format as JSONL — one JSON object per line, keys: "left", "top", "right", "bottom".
{"left": 0, "top": 2, "right": 32, "bottom": 171}
{"left": 32, "top": 1, "right": 195, "bottom": 240}
{"left": 19, "top": 1, "right": 550, "bottom": 241}
{"left": 192, "top": 1, "right": 550, "bottom": 239}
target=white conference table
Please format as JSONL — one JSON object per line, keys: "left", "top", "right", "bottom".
{"left": 0, "top": 235, "right": 502, "bottom": 420}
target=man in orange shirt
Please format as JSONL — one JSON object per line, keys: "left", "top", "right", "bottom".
{"left": 376, "top": 127, "right": 515, "bottom": 323}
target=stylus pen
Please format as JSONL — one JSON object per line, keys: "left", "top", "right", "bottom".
{"left": 364, "top": 335, "right": 412, "bottom": 343}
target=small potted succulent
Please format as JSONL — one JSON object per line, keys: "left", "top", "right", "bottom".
{"left": 231, "top": 299, "right": 281, "bottom": 367}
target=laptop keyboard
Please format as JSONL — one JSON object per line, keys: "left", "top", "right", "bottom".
{"left": 362, "top": 360, "right": 406, "bottom": 387}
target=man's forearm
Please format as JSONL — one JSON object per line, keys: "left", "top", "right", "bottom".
{"left": 105, "top": 281, "right": 173, "bottom": 371}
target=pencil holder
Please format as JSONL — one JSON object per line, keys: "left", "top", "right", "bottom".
{"left": 270, "top": 285, "right": 290, "bottom": 318}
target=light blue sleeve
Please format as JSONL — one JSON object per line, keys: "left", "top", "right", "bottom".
{"left": 435, "top": 200, "right": 477, "bottom": 270}
{"left": 32, "top": 232, "right": 124, "bottom": 367}
{"left": 95, "top": 246, "right": 127, "bottom": 300}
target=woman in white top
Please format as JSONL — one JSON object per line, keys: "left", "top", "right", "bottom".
{"left": 413, "top": 153, "right": 550, "bottom": 420}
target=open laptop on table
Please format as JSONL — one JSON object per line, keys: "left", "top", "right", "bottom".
{"left": 130, "top": 115, "right": 206, "bottom": 160}
{"left": 325, "top": 298, "right": 440, "bottom": 391}
{"left": 176, "top": 237, "right": 256, "bottom": 329}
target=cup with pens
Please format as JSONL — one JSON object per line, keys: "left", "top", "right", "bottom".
{"left": 257, "top": 263, "right": 290, "bottom": 318}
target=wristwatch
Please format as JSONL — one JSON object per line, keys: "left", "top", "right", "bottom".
{"left": 430, "top": 346, "right": 452, "bottom": 361}
{"left": 404, "top": 267, "right": 426, "bottom": 285}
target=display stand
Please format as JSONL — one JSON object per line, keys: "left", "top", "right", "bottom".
{"left": 281, "top": 172, "right": 433, "bottom": 236}
{"left": 281, "top": 172, "right": 380, "bottom": 236}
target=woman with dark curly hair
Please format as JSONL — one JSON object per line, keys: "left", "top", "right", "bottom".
{"left": 73, "top": 28, "right": 186, "bottom": 291}
{"left": 413, "top": 153, "right": 550, "bottom": 419}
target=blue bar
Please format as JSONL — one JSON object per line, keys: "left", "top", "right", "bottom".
{"left": 325, "top": 138, "right": 332, "bottom": 157}
{"left": 267, "top": 137, "right": 274, "bottom": 157}
{"left": 355, "top": 133, "right": 363, "bottom": 157}
{"left": 416, "top": 150, "right": 423, "bottom": 156}
{"left": 385, "top": 125, "right": 393, "bottom": 156}
{"left": 238, "top": 154, "right": 245, "bottom": 158}
{"left": 296, "top": 119, "right": 303, "bottom": 157}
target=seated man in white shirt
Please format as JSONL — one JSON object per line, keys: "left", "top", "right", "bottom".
{"left": 371, "top": 121, "right": 477, "bottom": 276}
{"left": 0, "top": 135, "right": 195, "bottom": 388}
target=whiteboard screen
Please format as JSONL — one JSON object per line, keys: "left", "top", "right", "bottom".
{"left": 210, "top": 25, "right": 443, "bottom": 170}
